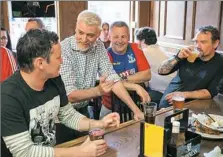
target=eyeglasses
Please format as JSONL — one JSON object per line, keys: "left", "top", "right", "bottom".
{"left": 1, "top": 36, "right": 8, "bottom": 40}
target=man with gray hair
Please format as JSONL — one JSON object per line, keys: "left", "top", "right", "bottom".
{"left": 60, "top": 10, "right": 146, "bottom": 120}
{"left": 25, "top": 18, "right": 45, "bottom": 31}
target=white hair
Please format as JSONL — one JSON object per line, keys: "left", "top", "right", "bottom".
{"left": 77, "top": 10, "right": 102, "bottom": 28}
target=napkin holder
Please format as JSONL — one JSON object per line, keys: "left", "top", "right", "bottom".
{"left": 164, "top": 109, "right": 201, "bottom": 157}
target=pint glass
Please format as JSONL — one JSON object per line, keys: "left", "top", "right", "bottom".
{"left": 172, "top": 93, "right": 185, "bottom": 112}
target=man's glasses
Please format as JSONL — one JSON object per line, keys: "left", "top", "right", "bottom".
{"left": 1, "top": 36, "right": 8, "bottom": 40}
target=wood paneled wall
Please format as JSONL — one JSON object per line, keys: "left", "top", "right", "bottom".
{"left": 144, "top": 1, "right": 223, "bottom": 53}
{"left": 57, "top": 1, "right": 87, "bottom": 41}
{"left": 0, "top": 1, "right": 9, "bottom": 30}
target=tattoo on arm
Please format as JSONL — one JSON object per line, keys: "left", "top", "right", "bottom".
{"left": 158, "top": 57, "right": 179, "bottom": 75}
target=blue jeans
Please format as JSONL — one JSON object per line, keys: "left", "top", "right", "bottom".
{"left": 99, "top": 105, "right": 112, "bottom": 119}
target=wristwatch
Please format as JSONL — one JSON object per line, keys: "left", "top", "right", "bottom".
{"left": 175, "top": 50, "right": 183, "bottom": 62}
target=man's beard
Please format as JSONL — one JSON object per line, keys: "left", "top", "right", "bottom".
{"left": 78, "top": 42, "right": 94, "bottom": 52}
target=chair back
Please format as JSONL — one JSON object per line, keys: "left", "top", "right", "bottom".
{"left": 111, "top": 84, "right": 145, "bottom": 123}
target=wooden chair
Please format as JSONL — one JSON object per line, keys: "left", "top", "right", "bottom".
{"left": 111, "top": 83, "right": 145, "bottom": 123}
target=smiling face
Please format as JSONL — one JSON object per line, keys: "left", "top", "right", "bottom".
{"left": 110, "top": 26, "right": 129, "bottom": 54}
{"left": 193, "top": 31, "right": 219, "bottom": 61}
{"left": 75, "top": 20, "right": 101, "bottom": 51}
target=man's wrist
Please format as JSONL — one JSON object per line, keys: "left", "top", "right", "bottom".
{"left": 96, "top": 86, "right": 102, "bottom": 96}
{"left": 89, "top": 119, "right": 104, "bottom": 130}
{"left": 175, "top": 50, "right": 183, "bottom": 62}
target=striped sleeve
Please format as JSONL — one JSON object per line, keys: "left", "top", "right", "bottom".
{"left": 58, "top": 103, "right": 85, "bottom": 130}
{"left": 3, "top": 131, "right": 54, "bottom": 157}
{"left": 6, "top": 48, "right": 17, "bottom": 73}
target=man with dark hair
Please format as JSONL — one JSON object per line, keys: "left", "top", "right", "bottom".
{"left": 1, "top": 29, "right": 120, "bottom": 157}
{"left": 25, "top": 18, "right": 45, "bottom": 31}
{"left": 100, "top": 21, "right": 151, "bottom": 118}
{"left": 135, "top": 27, "right": 176, "bottom": 104}
{"left": 158, "top": 25, "right": 223, "bottom": 108}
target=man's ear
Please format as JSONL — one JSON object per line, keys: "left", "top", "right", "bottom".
{"left": 213, "top": 40, "right": 220, "bottom": 49}
{"left": 33, "top": 57, "right": 44, "bottom": 70}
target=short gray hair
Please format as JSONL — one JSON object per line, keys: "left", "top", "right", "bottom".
{"left": 77, "top": 10, "right": 102, "bottom": 28}
{"left": 110, "top": 21, "right": 129, "bottom": 31}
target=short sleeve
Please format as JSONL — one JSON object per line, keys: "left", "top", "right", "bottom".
{"left": 1, "top": 94, "right": 28, "bottom": 136}
{"left": 131, "top": 43, "right": 150, "bottom": 71}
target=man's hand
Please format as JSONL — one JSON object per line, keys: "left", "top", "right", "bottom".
{"left": 177, "top": 46, "right": 193, "bottom": 59}
{"left": 133, "top": 110, "right": 144, "bottom": 121}
{"left": 78, "top": 137, "right": 107, "bottom": 157}
{"left": 101, "top": 112, "right": 120, "bottom": 128}
{"left": 135, "top": 85, "right": 151, "bottom": 103}
{"left": 97, "top": 75, "right": 114, "bottom": 96}
{"left": 165, "top": 91, "right": 186, "bottom": 104}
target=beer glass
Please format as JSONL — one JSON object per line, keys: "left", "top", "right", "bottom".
{"left": 172, "top": 92, "right": 185, "bottom": 113}
{"left": 89, "top": 128, "right": 105, "bottom": 141}
{"left": 187, "top": 47, "right": 200, "bottom": 63}
{"left": 143, "top": 102, "right": 157, "bottom": 124}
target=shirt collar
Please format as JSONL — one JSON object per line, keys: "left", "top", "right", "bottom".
{"left": 71, "top": 35, "right": 97, "bottom": 53}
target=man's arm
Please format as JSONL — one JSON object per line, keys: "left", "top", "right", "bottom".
{"left": 165, "top": 90, "right": 211, "bottom": 105}
{"left": 183, "top": 89, "right": 211, "bottom": 99}
{"left": 122, "top": 81, "right": 150, "bottom": 103}
{"left": 3, "top": 131, "right": 106, "bottom": 157}
{"left": 68, "top": 86, "right": 101, "bottom": 103}
{"left": 67, "top": 76, "right": 114, "bottom": 103}
{"left": 158, "top": 47, "right": 194, "bottom": 75}
{"left": 111, "top": 81, "right": 144, "bottom": 120}
{"left": 126, "top": 69, "right": 151, "bottom": 83}
{"left": 158, "top": 57, "right": 179, "bottom": 75}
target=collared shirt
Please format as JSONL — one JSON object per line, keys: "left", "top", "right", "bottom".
{"left": 60, "top": 35, "right": 120, "bottom": 108}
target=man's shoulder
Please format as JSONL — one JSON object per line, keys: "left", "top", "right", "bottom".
{"left": 1, "top": 72, "right": 22, "bottom": 96}
{"left": 49, "top": 75, "right": 64, "bottom": 86}
{"left": 61, "top": 35, "right": 74, "bottom": 45}
{"left": 95, "top": 39, "right": 106, "bottom": 50}
{"left": 214, "top": 52, "right": 223, "bottom": 65}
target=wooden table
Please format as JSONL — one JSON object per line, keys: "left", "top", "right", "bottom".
{"left": 56, "top": 99, "right": 223, "bottom": 157}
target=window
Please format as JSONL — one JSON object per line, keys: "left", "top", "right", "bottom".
{"left": 88, "top": 1, "right": 130, "bottom": 25}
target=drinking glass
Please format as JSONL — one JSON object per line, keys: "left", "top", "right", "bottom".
{"left": 143, "top": 102, "right": 157, "bottom": 124}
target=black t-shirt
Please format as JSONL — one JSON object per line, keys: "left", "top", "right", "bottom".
{"left": 217, "top": 76, "right": 223, "bottom": 94}
{"left": 166, "top": 53, "right": 223, "bottom": 97}
{"left": 1, "top": 71, "right": 68, "bottom": 146}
